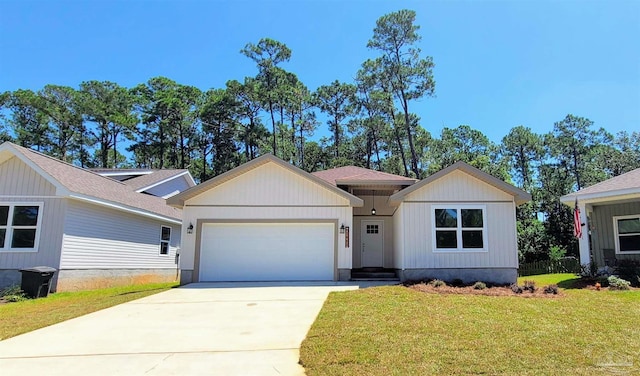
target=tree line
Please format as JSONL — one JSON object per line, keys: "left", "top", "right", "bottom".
{"left": 1, "top": 9, "right": 639, "bottom": 262}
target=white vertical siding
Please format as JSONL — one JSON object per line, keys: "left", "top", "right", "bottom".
{"left": 187, "top": 163, "right": 350, "bottom": 206}
{"left": 405, "top": 170, "right": 514, "bottom": 202}
{"left": 143, "top": 176, "right": 192, "bottom": 197}
{"left": 60, "top": 200, "right": 181, "bottom": 269}
{"left": 399, "top": 201, "right": 518, "bottom": 268}
{"left": 392, "top": 205, "right": 404, "bottom": 269}
{"left": 0, "top": 156, "right": 56, "bottom": 196}
{"left": 0, "top": 156, "right": 65, "bottom": 270}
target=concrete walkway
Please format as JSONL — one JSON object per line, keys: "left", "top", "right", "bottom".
{"left": 0, "top": 282, "right": 390, "bottom": 376}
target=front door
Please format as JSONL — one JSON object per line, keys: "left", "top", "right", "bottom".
{"left": 361, "top": 220, "right": 384, "bottom": 267}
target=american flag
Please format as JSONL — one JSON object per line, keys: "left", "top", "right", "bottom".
{"left": 573, "top": 198, "right": 582, "bottom": 239}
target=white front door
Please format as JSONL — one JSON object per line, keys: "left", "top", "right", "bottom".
{"left": 361, "top": 220, "right": 384, "bottom": 267}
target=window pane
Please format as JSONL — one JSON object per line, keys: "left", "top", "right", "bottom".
{"left": 462, "top": 230, "right": 484, "bottom": 248}
{"left": 11, "top": 229, "right": 36, "bottom": 248}
{"left": 160, "top": 242, "right": 169, "bottom": 255}
{"left": 12, "top": 206, "right": 39, "bottom": 226}
{"left": 436, "top": 230, "right": 457, "bottom": 248}
{"left": 461, "top": 209, "right": 483, "bottom": 228}
{"left": 618, "top": 218, "right": 640, "bottom": 234}
{"left": 161, "top": 227, "right": 171, "bottom": 241}
{"left": 0, "top": 228, "right": 5, "bottom": 248}
{"left": 619, "top": 235, "right": 640, "bottom": 252}
{"left": 435, "top": 209, "right": 457, "bottom": 227}
{"left": 0, "top": 206, "right": 8, "bottom": 226}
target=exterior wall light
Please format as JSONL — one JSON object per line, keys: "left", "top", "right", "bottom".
{"left": 340, "top": 224, "right": 345, "bottom": 234}
{"left": 187, "top": 223, "right": 194, "bottom": 234}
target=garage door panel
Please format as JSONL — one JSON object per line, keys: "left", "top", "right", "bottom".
{"left": 199, "top": 222, "right": 335, "bottom": 281}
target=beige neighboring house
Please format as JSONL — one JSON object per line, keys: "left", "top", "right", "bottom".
{"left": 0, "top": 141, "right": 195, "bottom": 291}
{"left": 168, "top": 154, "right": 530, "bottom": 285}
{"left": 561, "top": 168, "right": 640, "bottom": 267}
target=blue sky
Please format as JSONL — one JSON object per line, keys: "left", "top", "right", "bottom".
{"left": 0, "top": 0, "right": 638, "bottom": 143}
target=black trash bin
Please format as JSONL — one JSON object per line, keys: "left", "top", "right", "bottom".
{"left": 19, "top": 266, "right": 57, "bottom": 298}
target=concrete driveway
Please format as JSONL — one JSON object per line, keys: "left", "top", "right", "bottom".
{"left": 0, "top": 282, "right": 386, "bottom": 375}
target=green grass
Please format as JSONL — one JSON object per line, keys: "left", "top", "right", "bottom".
{"left": 301, "top": 279, "right": 640, "bottom": 375}
{"left": 0, "top": 282, "right": 178, "bottom": 340}
{"left": 517, "top": 273, "right": 582, "bottom": 287}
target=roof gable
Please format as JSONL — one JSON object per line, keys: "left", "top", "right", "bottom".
{"left": 389, "top": 161, "right": 531, "bottom": 205}
{"left": 0, "top": 142, "right": 182, "bottom": 222}
{"left": 123, "top": 169, "right": 195, "bottom": 192}
{"left": 167, "top": 154, "right": 363, "bottom": 207}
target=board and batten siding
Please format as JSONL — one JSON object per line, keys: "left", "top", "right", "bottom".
{"left": 392, "top": 205, "right": 405, "bottom": 269}
{"left": 0, "top": 156, "right": 66, "bottom": 270}
{"left": 187, "top": 163, "right": 351, "bottom": 207}
{"left": 181, "top": 162, "right": 354, "bottom": 272}
{"left": 60, "top": 199, "right": 180, "bottom": 269}
{"left": 397, "top": 169, "right": 518, "bottom": 269}
{"left": 143, "top": 175, "right": 192, "bottom": 198}
{"left": 591, "top": 201, "right": 640, "bottom": 265}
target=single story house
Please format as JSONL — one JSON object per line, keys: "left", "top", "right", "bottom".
{"left": 168, "top": 154, "right": 530, "bottom": 284}
{"left": 0, "top": 141, "right": 195, "bottom": 291}
{"left": 561, "top": 168, "right": 640, "bottom": 267}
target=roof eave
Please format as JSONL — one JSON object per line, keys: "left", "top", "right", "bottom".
{"left": 560, "top": 188, "right": 640, "bottom": 205}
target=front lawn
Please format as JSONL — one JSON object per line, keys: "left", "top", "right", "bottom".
{"left": 301, "top": 275, "right": 639, "bottom": 375}
{"left": 0, "top": 282, "right": 178, "bottom": 340}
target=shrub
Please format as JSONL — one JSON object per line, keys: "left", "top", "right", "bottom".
{"left": 430, "top": 279, "right": 446, "bottom": 288}
{"left": 510, "top": 284, "right": 523, "bottom": 294}
{"left": 473, "top": 281, "right": 487, "bottom": 290}
{"left": 0, "top": 285, "right": 29, "bottom": 302}
{"left": 607, "top": 276, "right": 631, "bottom": 290}
{"left": 616, "top": 260, "right": 640, "bottom": 287}
{"left": 451, "top": 278, "right": 464, "bottom": 287}
{"left": 543, "top": 284, "right": 559, "bottom": 294}
{"left": 522, "top": 280, "right": 537, "bottom": 293}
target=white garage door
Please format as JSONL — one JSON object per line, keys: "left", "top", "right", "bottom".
{"left": 199, "top": 222, "right": 335, "bottom": 281}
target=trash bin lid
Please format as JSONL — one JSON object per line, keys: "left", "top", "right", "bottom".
{"left": 19, "top": 266, "right": 57, "bottom": 273}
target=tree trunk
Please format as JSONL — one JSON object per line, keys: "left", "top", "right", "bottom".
{"left": 401, "top": 92, "right": 419, "bottom": 177}
{"left": 268, "top": 101, "right": 277, "bottom": 156}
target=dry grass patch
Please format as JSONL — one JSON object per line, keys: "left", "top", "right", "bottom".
{"left": 301, "top": 281, "right": 639, "bottom": 375}
{"left": 0, "top": 282, "right": 178, "bottom": 340}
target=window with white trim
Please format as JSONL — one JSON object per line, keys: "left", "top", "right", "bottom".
{"left": 0, "top": 203, "right": 43, "bottom": 251}
{"left": 160, "top": 226, "right": 171, "bottom": 255}
{"left": 614, "top": 215, "right": 640, "bottom": 254}
{"left": 432, "top": 205, "right": 487, "bottom": 251}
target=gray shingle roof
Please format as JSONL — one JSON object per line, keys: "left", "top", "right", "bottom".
{"left": 4, "top": 143, "right": 182, "bottom": 221}
{"left": 561, "top": 168, "right": 640, "bottom": 202}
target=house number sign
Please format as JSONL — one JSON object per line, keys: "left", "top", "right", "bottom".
{"left": 345, "top": 226, "right": 350, "bottom": 248}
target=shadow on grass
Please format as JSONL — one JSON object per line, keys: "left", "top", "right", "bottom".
{"left": 556, "top": 277, "right": 589, "bottom": 289}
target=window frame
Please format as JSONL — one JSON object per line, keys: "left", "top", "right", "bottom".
{"left": 0, "top": 202, "right": 44, "bottom": 253}
{"left": 613, "top": 215, "right": 640, "bottom": 254}
{"left": 432, "top": 205, "right": 488, "bottom": 253}
{"left": 159, "top": 225, "right": 172, "bottom": 256}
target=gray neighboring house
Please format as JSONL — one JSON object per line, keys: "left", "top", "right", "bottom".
{"left": 0, "top": 141, "right": 195, "bottom": 291}
{"left": 561, "top": 168, "right": 640, "bottom": 267}
{"left": 168, "top": 154, "right": 530, "bottom": 285}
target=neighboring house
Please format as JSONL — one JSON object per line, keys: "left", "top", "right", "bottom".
{"left": 168, "top": 154, "right": 530, "bottom": 285}
{"left": 0, "top": 142, "right": 195, "bottom": 291}
{"left": 561, "top": 168, "right": 640, "bottom": 267}
{"left": 92, "top": 168, "right": 195, "bottom": 198}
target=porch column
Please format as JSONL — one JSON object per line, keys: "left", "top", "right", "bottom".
{"left": 578, "top": 202, "right": 590, "bottom": 265}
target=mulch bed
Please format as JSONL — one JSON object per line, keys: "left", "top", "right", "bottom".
{"left": 406, "top": 282, "right": 563, "bottom": 298}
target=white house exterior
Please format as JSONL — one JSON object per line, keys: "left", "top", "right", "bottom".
{"left": 561, "top": 168, "right": 640, "bottom": 267}
{"left": 0, "top": 142, "right": 194, "bottom": 291}
{"left": 168, "top": 155, "right": 530, "bottom": 285}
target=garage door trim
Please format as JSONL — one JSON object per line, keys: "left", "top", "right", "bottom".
{"left": 192, "top": 219, "right": 339, "bottom": 282}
